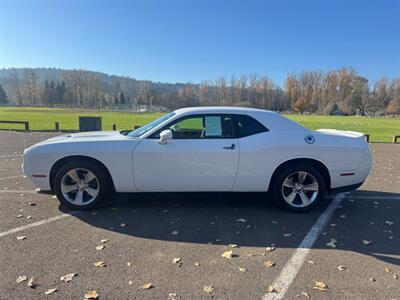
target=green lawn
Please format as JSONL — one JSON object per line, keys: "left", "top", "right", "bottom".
{"left": 0, "top": 106, "right": 399, "bottom": 142}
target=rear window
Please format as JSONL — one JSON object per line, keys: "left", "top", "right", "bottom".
{"left": 236, "top": 115, "right": 268, "bottom": 138}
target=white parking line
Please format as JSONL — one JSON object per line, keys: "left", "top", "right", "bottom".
{"left": 0, "top": 175, "right": 24, "bottom": 181}
{"left": 0, "top": 154, "right": 21, "bottom": 158}
{"left": 346, "top": 195, "right": 400, "bottom": 200}
{"left": 262, "top": 193, "right": 345, "bottom": 300}
{"left": 0, "top": 213, "right": 78, "bottom": 238}
{"left": 0, "top": 189, "right": 36, "bottom": 194}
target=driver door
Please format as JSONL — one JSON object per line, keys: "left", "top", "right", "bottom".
{"left": 133, "top": 114, "right": 239, "bottom": 192}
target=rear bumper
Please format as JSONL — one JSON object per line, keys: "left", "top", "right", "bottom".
{"left": 329, "top": 181, "right": 364, "bottom": 194}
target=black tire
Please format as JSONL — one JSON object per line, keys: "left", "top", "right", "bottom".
{"left": 53, "top": 160, "right": 112, "bottom": 210}
{"left": 271, "top": 163, "right": 326, "bottom": 213}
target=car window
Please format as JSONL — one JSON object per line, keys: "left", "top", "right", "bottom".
{"left": 154, "top": 114, "right": 235, "bottom": 139}
{"left": 236, "top": 115, "right": 268, "bottom": 138}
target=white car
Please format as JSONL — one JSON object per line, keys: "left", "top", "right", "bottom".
{"left": 23, "top": 107, "right": 372, "bottom": 212}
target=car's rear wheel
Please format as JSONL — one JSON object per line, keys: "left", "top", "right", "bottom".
{"left": 54, "top": 160, "right": 112, "bottom": 210}
{"left": 272, "top": 163, "right": 325, "bottom": 212}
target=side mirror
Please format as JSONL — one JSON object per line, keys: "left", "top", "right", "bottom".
{"left": 159, "top": 129, "right": 172, "bottom": 145}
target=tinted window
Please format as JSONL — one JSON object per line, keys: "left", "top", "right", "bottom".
{"left": 153, "top": 114, "right": 234, "bottom": 139}
{"left": 236, "top": 115, "right": 268, "bottom": 138}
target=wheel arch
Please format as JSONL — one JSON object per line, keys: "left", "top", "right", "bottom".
{"left": 269, "top": 157, "right": 331, "bottom": 191}
{"left": 49, "top": 155, "right": 115, "bottom": 193}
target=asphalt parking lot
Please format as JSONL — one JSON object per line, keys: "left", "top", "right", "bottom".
{"left": 0, "top": 131, "right": 399, "bottom": 300}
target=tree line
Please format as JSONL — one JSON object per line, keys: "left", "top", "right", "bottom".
{"left": 0, "top": 67, "right": 399, "bottom": 115}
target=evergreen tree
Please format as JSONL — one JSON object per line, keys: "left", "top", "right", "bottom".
{"left": 0, "top": 84, "right": 8, "bottom": 104}
{"left": 119, "top": 91, "right": 126, "bottom": 105}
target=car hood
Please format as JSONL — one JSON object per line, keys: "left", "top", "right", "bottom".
{"left": 36, "top": 131, "right": 133, "bottom": 145}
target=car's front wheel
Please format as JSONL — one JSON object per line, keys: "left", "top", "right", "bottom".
{"left": 272, "top": 164, "right": 325, "bottom": 212}
{"left": 53, "top": 160, "right": 112, "bottom": 210}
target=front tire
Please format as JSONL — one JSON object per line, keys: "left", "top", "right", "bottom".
{"left": 272, "top": 163, "right": 325, "bottom": 213}
{"left": 53, "top": 160, "right": 112, "bottom": 210}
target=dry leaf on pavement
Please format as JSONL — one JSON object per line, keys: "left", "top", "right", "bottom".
{"left": 283, "top": 233, "right": 292, "bottom": 237}
{"left": 16, "top": 275, "right": 27, "bottom": 283}
{"left": 239, "top": 267, "right": 247, "bottom": 273}
{"left": 84, "top": 290, "right": 99, "bottom": 299}
{"left": 301, "top": 291, "right": 310, "bottom": 298}
{"left": 337, "top": 265, "right": 346, "bottom": 271}
{"left": 267, "top": 285, "right": 277, "bottom": 293}
{"left": 140, "top": 283, "right": 153, "bottom": 290}
{"left": 95, "top": 245, "right": 105, "bottom": 251}
{"left": 221, "top": 250, "right": 233, "bottom": 259}
{"left": 16, "top": 236, "right": 26, "bottom": 240}
{"left": 385, "top": 267, "right": 392, "bottom": 273}
{"left": 203, "top": 285, "right": 214, "bottom": 293}
{"left": 362, "top": 239, "right": 373, "bottom": 245}
{"left": 100, "top": 239, "right": 109, "bottom": 243}
{"left": 60, "top": 273, "right": 77, "bottom": 282}
{"left": 313, "top": 281, "right": 328, "bottom": 291}
{"left": 265, "top": 246, "right": 275, "bottom": 252}
{"left": 229, "top": 244, "right": 238, "bottom": 248}
{"left": 236, "top": 218, "right": 247, "bottom": 223}
{"left": 45, "top": 288, "right": 57, "bottom": 295}
{"left": 120, "top": 222, "right": 127, "bottom": 227}
{"left": 127, "top": 261, "right": 133, "bottom": 267}
{"left": 385, "top": 221, "right": 394, "bottom": 225}
{"left": 28, "top": 277, "right": 35, "bottom": 288}
{"left": 264, "top": 261, "right": 276, "bottom": 268}
{"left": 326, "top": 238, "right": 337, "bottom": 248}
{"left": 93, "top": 261, "right": 106, "bottom": 267}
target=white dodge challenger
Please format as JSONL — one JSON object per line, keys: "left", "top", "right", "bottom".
{"left": 23, "top": 107, "right": 372, "bottom": 212}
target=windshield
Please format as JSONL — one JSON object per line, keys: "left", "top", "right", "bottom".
{"left": 127, "top": 112, "right": 176, "bottom": 137}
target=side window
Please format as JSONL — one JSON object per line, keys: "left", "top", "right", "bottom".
{"left": 236, "top": 115, "right": 268, "bottom": 138}
{"left": 154, "top": 115, "right": 234, "bottom": 139}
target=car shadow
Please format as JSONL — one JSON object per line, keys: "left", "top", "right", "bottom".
{"left": 59, "top": 190, "right": 400, "bottom": 265}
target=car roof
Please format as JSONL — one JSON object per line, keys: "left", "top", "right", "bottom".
{"left": 174, "top": 106, "right": 278, "bottom": 116}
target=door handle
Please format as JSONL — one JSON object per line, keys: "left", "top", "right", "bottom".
{"left": 223, "top": 144, "right": 236, "bottom": 150}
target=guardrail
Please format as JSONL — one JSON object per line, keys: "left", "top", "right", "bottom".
{"left": 0, "top": 120, "right": 29, "bottom": 131}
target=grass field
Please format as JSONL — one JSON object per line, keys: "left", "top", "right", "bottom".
{"left": 1, "top": 106, "right": 399, "bottom": 142}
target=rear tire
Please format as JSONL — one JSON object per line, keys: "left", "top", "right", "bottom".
{"left": 53, "top": 160, "right": 112, "bottom": 210}
{"left": 272, "top": 163, "right": 325, "bottom": 213}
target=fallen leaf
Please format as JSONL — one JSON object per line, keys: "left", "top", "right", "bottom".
{"left": 340, "top": 214, "right": 347, "bottom": 218}
{"left": 168, "top": 292, "right": 177, "bottom": 300}
{"left": 172, "top": 257, "right": 182, "bottom": 266}
{"left": 26, "top": 216, "right": 32, "bottom": 219}
{"left": 194, "top": 262, "right": 200, "bottom": 266}
{"left": 120, "top": 222, "right": 127, "bottom": 227}
{"left": 93, "top": 261, "right": 106, "bottom": 267}
{"left": 229, "top": 244, "right": 238, "bottom": 248}
{"left": 326, "top": 238, "right": 337, "bottom": 248}
{"left": 236, "top": 218, "right": 247, "bottom": 223}
{"left": 45, "top": 288, "right": 57, "bottom": 295}
{"left": 95, "top": 245, "right": 105, "bottom": 251}
{"left": 271, "top": 220, "right": 279, "bottom": 224}
{"left": 28, "top": 202, "right": 36, "bottom": 206}
{"left": 369, "top": 277, "right": 376, "bottom": 282}
{"left": 385, "top": 267, "right": 392, "bottom": 273}
{"left": 301, "top": 291, "right": 310, "bottom": 298}
{"left": 60, "top": 273, "right": 77, "bottom": 282}
{"left": 128, "top": 280, "right": 134, "bottom": 285}
{"left": 172, "top": 230, "right": 179, "bottom": 235}
{"left": 90, "top": 211, "right": 99, "bottom": 216}
{"left": 140, "top": 283, "right": 153, "bottom": 290}
{"left": 313, "top": 281, "right": 328, "bottom": 291}
{"left": 84, "top": 290, "right": 99, "bottom": 299}
{"left": 267, "top": 285, "right": 277, "bottom": 293}
{"left": 239, "top": 267, "right": 247, "bottom": 273}
{"left": 16, "top": 214, "right": 23, "bottom": 218}
{"left": 16, "top": 236, "right": 26, "bottom": 240}
{"left": 337, "top": 265, "right": 346, "bottom": 271}
{"left": 385, "top": 221, "right": 394, "bottom": 226}
{"left": 264, "top": 260, "right": 276, "bottom": 268}
{"left": 308, "top": 260, "right": 316, "bottom": 264}
{"left": 100, "top": 239, "right": 109, "bottom": 243}
{"left": 362, "top": 239, "right": 373, "bottom": 245}
{"left": 283, "top": 233, "right": 292, "bottom": 237}
{"left": 16, "top": 275, "right": 27, "bottom": 283}
{"left": 28, "top": 277, "right": 35, "bottom": 288}
{"left": 203, "top": 285, "right": 214, "bottom": 293}
{"left": 393, "top": 274, "right": 398, "bottom": 279}
{"left": 265, "top": 246, "right": 275, "bottom": 252}
{"left": 127, "top": 261, "right": 133, "bottom": 267}
{"left": 221, "top": 250, "right": 233, "bottom": 259}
